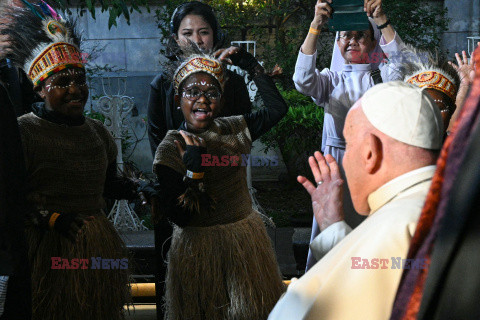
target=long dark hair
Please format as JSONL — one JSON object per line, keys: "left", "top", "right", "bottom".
{"left": 165, "top": 1, "right": 225, "bottom": 60}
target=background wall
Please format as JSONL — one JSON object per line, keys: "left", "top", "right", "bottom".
{"left": 73, "top": 7, "right": 163, "bottom": 173}
{"left": 442, "top": 0, "right": 480, "bottom": 57}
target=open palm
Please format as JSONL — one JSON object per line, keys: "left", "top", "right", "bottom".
{"left": 298, "top": 152, "right": 344, "bottom": 231}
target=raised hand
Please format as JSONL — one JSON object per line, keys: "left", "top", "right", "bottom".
{"left": 364, "top": 0, "right": 387, "bottom": 24}
{"left": 449, "top": 44, "right": 478, "bottom": 87}
{"left": 312, "top": 0, "right": 333, "bottom": 30}
{"left": 215, "top": 46, "right": 261, "bottom": 75}
{"left": 297, "top": 152, "right": 344, "bottom": 231}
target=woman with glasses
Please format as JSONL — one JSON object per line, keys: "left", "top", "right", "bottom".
{"left": 147, "top": 1, "right": 252, "bottom": 157}
{"left": 152, "top": 47, "right": 287, "bottom": 320}
{"left": 293, "top": 0, "right": 407, "bottom": 271}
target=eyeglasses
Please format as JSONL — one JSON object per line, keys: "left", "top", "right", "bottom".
{"left": 337, "top": 31, "right": 371, "bottom": 44}
{"left": 182, "top": 88, "right": 222, "bottom": 101}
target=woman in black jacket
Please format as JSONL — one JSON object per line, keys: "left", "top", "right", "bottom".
{"left": 147, "top": 1, "right": 252, "bottom": 156}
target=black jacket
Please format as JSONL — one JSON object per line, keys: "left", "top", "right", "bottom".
{"left": 0, "top": 82, "right": 31, "bottom": 320}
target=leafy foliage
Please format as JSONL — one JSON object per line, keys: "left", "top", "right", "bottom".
{"left": 383, "top": 0, "right": 449, "bottom": 51}
{"left": 154, "top": 0, "right": 449, "bottom": 81}
{"left": 260, "top": 86, "right": 324, "bottom": 182}
{"left": 52, "top": 0, "right": 149, "bottom": 29}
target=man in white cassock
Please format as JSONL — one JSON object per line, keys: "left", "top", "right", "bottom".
{"left": 268, "top": 81, "right": 443, "bottom": 320}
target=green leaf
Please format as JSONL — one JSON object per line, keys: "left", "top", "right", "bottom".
{"left": 120, "top": 1, "right": 130, "bottom": 23}
{"left": 86, "top": 0, "right": 95, "bottom": 19}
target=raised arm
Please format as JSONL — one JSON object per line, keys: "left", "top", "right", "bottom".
{"left": 300, "top": 0, "right": 332, "bottom": 56}
{"left": 216, "top": 46, "right": 288, "bottom": 141}
{"left": 292, "top": 0, "right": 337, "bottom": 104}
{"left": 365, "top": 0, "right": 395, "bottom": 44}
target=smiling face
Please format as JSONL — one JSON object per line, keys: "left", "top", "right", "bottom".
{"left": 37, "top": 67, "right": 88, "bottom": 119}
{"left": 179, "top": 72, "right": 223, "bottom": 132}
{"left": 337, "top": 30, "right": 376, "bottom": 64}
{"left": 175, "top": 14, "right": 214, "bottom": 52}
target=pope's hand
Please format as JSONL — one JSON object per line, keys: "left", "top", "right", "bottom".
{"left": 298, "top": 152, "right": 344, "bottom": 231}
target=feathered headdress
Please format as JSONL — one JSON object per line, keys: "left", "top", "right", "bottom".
{"left": 0, "top": 0, "right": 84, "bottom": 86}
{"left": 398, "top": 45, "right": 460, "bottom": 102}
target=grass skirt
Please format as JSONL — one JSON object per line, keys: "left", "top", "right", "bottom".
{"left": 165, "top": 212, "right": 285, "bottom": 320}
{"left": 27, "top": 215, "right": 130, "bottom": 320}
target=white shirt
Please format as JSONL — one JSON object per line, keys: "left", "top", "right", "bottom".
{"left": 268, "top": 166, "right": 436, "bottom": 320}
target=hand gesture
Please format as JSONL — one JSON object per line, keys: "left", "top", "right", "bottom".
{"left": 174, "top": 130, "right": 206, "bottom": 158}
{"left": 365, "top": 0, "right": 387, "bottom": 23}
{"left": 175, "top": 130, "right": 207, "bottom": 174}
{"left": 297, "top": 152, "right": 344, "bottom": 231}
{"left": 449, "top": 44, "right": 478, "bottom": 87}
{"left": 215, "top": 46, "right": 260, "bottom": 74}
{"left": 312, "top": 0, "right": 333, "bottom": 30}
{"left": 53, "top": 212, "right": 94, "bottom": 242}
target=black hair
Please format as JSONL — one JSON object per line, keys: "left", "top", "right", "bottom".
{"left": 165, "top": 1, "right": 225, "bottom": 60}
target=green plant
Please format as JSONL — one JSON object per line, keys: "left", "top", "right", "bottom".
{"left": 260, "top": 86, "right": 324, "bottom": 182}
{"left": 53, "top": 0, "right": 149, "bottom": 29}
{"left": 383, "top": 0, "right": 449, "bottom": 51}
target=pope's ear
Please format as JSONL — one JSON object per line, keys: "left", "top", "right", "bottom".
{"left": 364, "top": 133, "right": 382, "bottom": 174}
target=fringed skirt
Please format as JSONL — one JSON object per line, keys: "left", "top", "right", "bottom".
{"left": 165, "top": 212, "right": 285, "bottom": 320}
{"left": 27, "top": 215, "right": 130, "bottom": 320}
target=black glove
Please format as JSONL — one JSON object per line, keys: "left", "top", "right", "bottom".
{"left": 183, "top": 145, "right": 207, "bottom": 174}
{"left": 136, "top": 180, "right": 160, "bottom": 205}
{"left": 44, "top": 211, "right": 86, "bottom": 242}
{"left": 229, "top": 47, "right": 262, "bottom": 75}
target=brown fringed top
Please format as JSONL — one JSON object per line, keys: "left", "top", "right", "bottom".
{"left": 154, "top": 116, "right": 254, "bottom": 227}
{"left": 18, "top": 112, "right": 117, "bottom": 216}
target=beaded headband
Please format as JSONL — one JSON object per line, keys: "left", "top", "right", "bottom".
{"left": 173, "top": 55, "right": 225, "bottom": 94}
{"left": 26, "top": 19, "right": 85, "bottom": 86}
{"left": 406, "top": 70, "right": 457, "bottom": 101}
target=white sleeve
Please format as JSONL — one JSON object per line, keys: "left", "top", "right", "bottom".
{"left": 292, "top": 50, "right": 337, "bottom": 105}
{"left": 379, "top": 32, "right": 412, "bottom": 82}
{"left": 309, "top": 221, "right": 352, "bottom": 260}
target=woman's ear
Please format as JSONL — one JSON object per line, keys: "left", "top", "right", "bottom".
{"left": 174, "top": 94, "right": 181, "bottom": 110}
{"left": 173, "top": 33, "right": 180, "bottom": 46}
{"left": 364, "top": 133, "right": 382, "bottom": 174}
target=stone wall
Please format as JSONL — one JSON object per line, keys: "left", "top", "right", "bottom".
{"left": 72, "top": 6, "right": 164, "bottom": 173}
{"left": 442, "top": 0, "right": 480, "bottom": 58}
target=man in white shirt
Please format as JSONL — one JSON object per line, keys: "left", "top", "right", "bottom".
{"left": 268, "top": 81, "right": 443, "bottom": 320}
